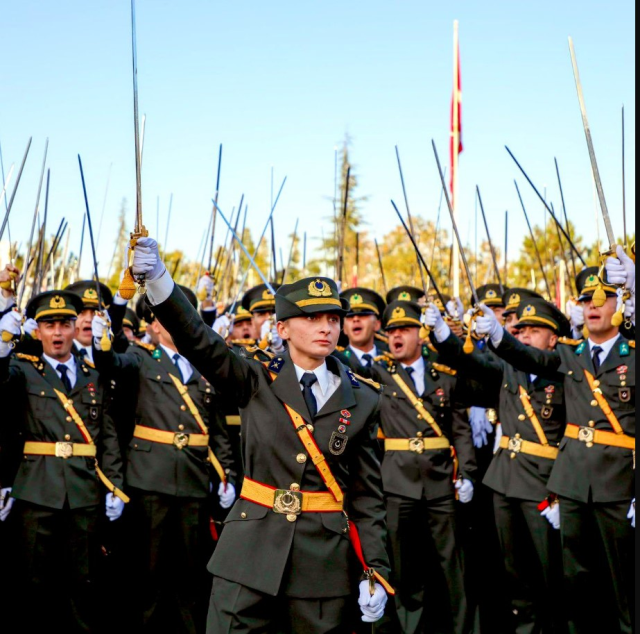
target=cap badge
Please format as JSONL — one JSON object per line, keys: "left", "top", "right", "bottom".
{"left": 308, "top": 280, "right": 332, "bottom": 298}
{"left": 523, "top": 305, "right": 536, "bottom": 317}
{"left": 84, "top": 288, "right": 98, "bottom": 300}
{"left": 262, "top": 290, "right": 274, "bottom": 300}
{"left": 510, "top": 294, "right": 521, "bottom": 306}
{"left": 398, "top": 291, "right": 411, "bottom": 301}
{"left": 392, "top": 307, "right": 406, "bottom": 320}
{"left": 351, "top": 294, "right": 363, "bottom": 306}
{"left": 486, "top": 290, "right": 497, "bottom": 299}
{"left": 50, "top": 295, "right": 65, "bottom": 310}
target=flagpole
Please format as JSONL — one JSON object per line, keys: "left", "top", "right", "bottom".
{"left": 452, "top": 20, "right": 461, "bottom": 299}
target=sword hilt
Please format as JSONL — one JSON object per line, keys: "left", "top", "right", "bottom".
{"left": 118, "top": 226, "right": 149, "bottom": 300}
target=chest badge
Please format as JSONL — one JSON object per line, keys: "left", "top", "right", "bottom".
{"left": 619, "top": 388, "right": 631, "bottom": 403}
{"left": 617, "top": 365, "right": 628, "bottom": 376}
{"left": 541, "top": 405, "right": 554, "bottom": 420}
{"left": 329, "top": 431, "right": 349, "bottom": 456}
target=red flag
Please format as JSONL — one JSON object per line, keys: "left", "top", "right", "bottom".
{"left": 450, "top": 36, "right": 463, "bottom": 206}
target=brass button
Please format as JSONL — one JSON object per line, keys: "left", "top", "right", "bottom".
{"left": 157, "top": 375, "right": 162, "bottom": 380}
{"left": 417, "top": 415, "right": 423, "bottom": 420}
{"left": 568, "top": 371, "right": 574, "bottom": 376}
{"left": 510, "top": 453, "right": 516, "bottom": 460}
{"left": 515, "top": 433, "right": 521, "bottom": 439}
{"left": 591, "top": 400, "right": 598, "bottom": 407}
{"left": 621, "top": 381, "right": 627, "bottom": 387}
{"left": 620, "top": 375, "right": 627, "bottom": 381}
{"left": 296, "top": 454, "right": 307, "bottom": 464}
{"left": 206, "top": 388, "right": 211, "bottom": 393}
{"left": 518, "top": 414, "right": 526, "bottom": 421}
{"left": 40, "top": 391, "right": 46, "bottom": 396}
{"left": 307, "top": 425, "right": 315, "bottom": 433}
{"left": 64, "top": 434, "right": 71, "bottom": 441}
{"left": 504, "top": 384, "right": 509, "bottom": 388}
{"left": 286, "top": 514, "right": 298, "bottom": 523}
{"left": 593, "top": 380, "right": 600, "bottom": 388}
{"left": 416, "top": 432, "right": 423, "bottom": 438}
{"left": 134, "top": 444, "right": 138, "bottom": 449}
{"left": 392, "top": 392, "right": 398, "bottom": 397}
{"left": 180, "top": 405, "right": 187, "bottom": 411}
{"left": 241, "top": 512, "right": 247, "bottom": 519}
{"left": 178, "top": 424, "right": 185, "bottom": 431}
{"left": 588, "top": 421, "right": 595, "bottom": 428}
{"left": 290, "top": 483, "right": 301, "bottom": 492}
{"left": 66, "top": 416, "right": 73, "bottom": 423}
{"left": 92, "top": 400, "right": 97, "bottom": 405}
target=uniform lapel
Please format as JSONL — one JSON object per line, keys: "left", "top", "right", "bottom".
{"left": 397, "top": 364, "right": 419, "bottom": 398}
{"left": 269, "top": 353, "right": 315, "bottom": 423}
{"left": 70, "top": 359, "right": 92, "bottom": 396}
{"left": 41, "top": 357, "right": 72, "bottom": 394}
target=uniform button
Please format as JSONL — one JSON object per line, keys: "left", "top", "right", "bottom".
{"left": 178, "top": 425, "right": 185, "bottom": 431}
{"left": 134, "top": 444, "right": 138, "bottom": 449}
{"left": 518, "top": 415, "right": 526, "bottom": 421}
{"left": 290, "top": 483, "right": 301, "bottom": 492}
{"left": 342, "top": 528, "right": 348, "bottom": 534}
{"left": 620, "top": 375, "right": 627, "bottom": 381}
{"left": 66, "top": 416, "right": 72, "bottom": 423}
{"left": 296, "top": 454, "right": 307, "bottom": 464}
{"left": 206, "top": 388, "right": 211, "bottom": 394}
{"left": 417, "top": 415, "right": 423, "bottom": 420}
{"left": 591, "top": 400, "right": 598, "bottom": 407}
{"left": 621, "top": 381, "right": 627, "bottom": 387}
{"left": 180, "top": 405, "right": 187, "bottom": 411}
{"left": 504, "top": 384, "right": 508, "bottom": 388}
{"left": 307, "top": 425, "right": 315, "bottom": 433}
{"left": 92, "top": 400, "right": 97, "bottom": 405}
{"left": 287, "top": 514, "right": 298, "bottom": 523}
{"left": 568, "top": 371, "right": 574, "bottom": 376}
{"left": 65, "top": 434, "right": 71, "bottom": 441}
{"left": 588, "top": 421, "right": 595, "bottom": 428}
{"left": 392, "top": 392, "right": 398, "bottom": 397}
{"left": 593, "top": 380, "right": 600, "bottom": 388}
{"left": 41, "top": 391, "right": 46, "bottom": 396}
{"left": 416, "top": 432, "right": 423, "bottom": 438}
{"left": 241, "top": 512, "right": 247, "bottom": 519}
{"left": 157, "top": 375, "right": 162, "bottom": 380}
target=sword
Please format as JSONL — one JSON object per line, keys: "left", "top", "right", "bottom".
{"left": 0, "top": 137, "right": 32, "bottom": 243}
{"left": 476, "top": 186, "right": 504, "bottom": 294}
{"left": 119, "top": 0, "right": 149, "bottom": 300}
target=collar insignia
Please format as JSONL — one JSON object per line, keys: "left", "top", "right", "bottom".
{"left": 152, "top": 349, "right": 162, "bottom": 360}
{"left": 576, "top": 342, "right": 586, "bottom": 355}
{"left": 620, "top": 342, "right": 630, "bottom": 357}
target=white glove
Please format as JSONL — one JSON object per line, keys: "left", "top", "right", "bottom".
{"left": 218, "top": 482, "right": 236, "bottom": 509}
{"left": 446, "top": 297, "right": 464, "bottom": 320}
{"left": 23, "top": 318, "right": 38, "bottom": 338}
{"left": 468, "top": 407, "right": 493, "bottom": 449}
{"left": 540, "top": 501, "right": 561, "bottom": 530}
{"left": 131, "top": 237, "right": 166, "bottom": 282}
{"left": 358, "top": 580, "right": 388, "bottom": 623}
{"left": 606, "top": 245, "right": 636, "bottom": 293}
{"left": 0, "top": 310, "right": 22, "bottom": 358}
{"left": 455, "top": 478, "right": 474, "bottom": 504}
{"left": 91, "top": 312, "right": 111, "bottom": 346}
{"left": 424, "top": 303, "right": 451, "bottom": 343}
{"left": 212, "top": 314, "right": 232, "bottom": 338}
{"left": 624, "top": 295, "right": 635, "bottom": 322}
{"left": 105, "top": 493, "right": 125, "bottom": 522}
{"left": 475, "top": 304, "right": 504, "bottom": 346}
{"left": 628, "top": 499, "right": 635, "bottom": 528}
{"left": 493, "top": 423, "right": 503, "bottom": 454}
{"left": 569, "top": 303, "right": 584, "bottom": 331}
{"left": 0, "top": 488, "right": 14, "bottom": 522}
{"left": 197, "top": 275, "right": 215, "bottom": 302}
{"left": 261, "top": 319, "right": 285, "bottom": 353}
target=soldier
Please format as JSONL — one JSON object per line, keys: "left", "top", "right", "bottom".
{"left": 386, "top": 285, "right": 426, "bottom": 305}
{"left": 473, "top": 250, "right": 636, "bottom": 634}
{"left": 242, "top": 283, "right": 278, "bottom": 339}
{"left": 129, "top": 237, "right": 393, "bottom": 633}
{"left": 92, "top": 285, "right": 237, "bottom": 633}
{"left": 0, "top": 264, "right": 20, "bottom": 315}
{"left": 502, "top": 288, "right": 543, "bottom": 335}
{"left": 373, "top": 299, "right": 476, "bottom": 634}
{"left": 0, "top": 290, "right": 125, "bottom": 633}
{"left": 426, "top": 297, "right": 570, "bottom": 633}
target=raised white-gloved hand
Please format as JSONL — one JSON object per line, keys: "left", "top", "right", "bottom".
{"left": 212, "top": 314, "right": 232, "bottom": 338}
{"left": 468, "top": 407, "right": 493, "bottom": 448}
{"left": 493, "top": 423, "right": 503, "bottom": 454}
{"left": 424, "top": 303, "right": 451, "bottom": 343}
{"left": 0, "top": 488, "right": 15, "bottom": 522}
{"left": 475, "top": 304, "right": 504, "bottom": 346}
{"left": 358, "top": 580, "right": 388, "bottom": 623}
{"left": 455, "top": 478, "right": 474, "bottom": 504}
{"left": 606, "top": 245, "right": 636, "bottom": 293}
{"left": 540, "top": 501, "right": 561, "bottom": 530}
{"left": 197, "top": 275, "right": 215, "bottom": 303}
{"left": 569, "top": 302, "right": 584, "bottom": 335}
{"left": 261, "top": 319, "right": 284, "bottom": 353}
{"left": 131, "top": 237, "right": 166, "bottom": 282}
{"left": 218, "top": 482, "right": 236, "bottom": 509}
{"left": 0, "top": 310, "right": 22, "bottom": 358}
{"left": 446, "top": 297, "right": 464, "bottom": 321}
{"left": 628, "top": 499, "right": 635, "bottom": 528}
{"left": 23, "top": 318, "right": 38, "bottom": 338}
{"left": 92, "top": 312, "right": 111, "bottom": 347}
{"left": 624, "top": 295, "right": 635, "bottom": 322}
{"left": 105, "top": 493, "right": 125, "bottom": 522}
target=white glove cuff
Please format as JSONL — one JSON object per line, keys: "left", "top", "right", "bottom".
{"left": 433, "top": 320, "right": 451, "bottom": 343}
{"left": 146, "top": 270, "right": 175, "bottom": 306}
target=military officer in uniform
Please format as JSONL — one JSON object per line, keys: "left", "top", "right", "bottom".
{"left": 427, "top": 297, "right": 570, "bottom": 633}
{"left": 474, "top": 251, "right": 636, "bottom": 634}
{"left": 0, "top": 290, "right": 125, "bottom": 633}
{"left": 502, "top": 288, "right": 544, "bottom": 336}
{"left": 129, "top": 236, "right": 393, "bottom": 633}
{"left": 92, "top": 285, "right": 237, "bottom": 633}
{"left": 242, "top": 283, "right": 278, "bottom": 340}
{"left": 373, "top": 299, "right": 476, "bottom": 634}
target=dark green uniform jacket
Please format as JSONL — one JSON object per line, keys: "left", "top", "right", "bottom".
{"left": 372, "top": 352, "right": 476, "bottom": 501}
{"left": 94, "top": 341, "right": 236, "bottom": 499}
{"left": 492, "top": 331, "right": 635, "bottom": 503}
{"left": 151, "top": 285, "right": 391, "bottom": 599}
{"left": 0, "top": 353, "right": 123, "bottom": 509}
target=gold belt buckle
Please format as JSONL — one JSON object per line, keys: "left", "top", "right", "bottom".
{"left": 273, "top": 489, "right": 303, "bottom": 516}
{"left": 55, "top": 442, "right": 74, "bottom": 459}
{"left": 508, "top": 436, "right": 523, "bottom": 454}
{"left": 173, "top": 432, "right": 190, "bottom": 450}
{"left": 409, "top": 438, "right": 425, "bottom": 454}
{"left": 578, "top": 427, "right": 595, "bottom": 447}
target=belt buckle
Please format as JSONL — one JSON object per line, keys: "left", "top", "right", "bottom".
{"left": 173, "top": 432, "right": 190, "bottom": 450}
{"left": 409, "top": 438, "right": 425, "bottom": 454}
{"left": 273, "top": 489, "right": 303, "bottom": 516}
{"left": 55, "top": 442, "right": 74, "bottom": 459}
{"left": 508, "top": 436, "right": 523, "bottom": 454}
{"left": 578, "top": 427, "right": 595, "bottom": 446}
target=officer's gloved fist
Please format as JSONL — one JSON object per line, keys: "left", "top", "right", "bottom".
{"left": 197, "top": 275, "right": 215, "bottom": 303}
{"left": 468, "top": 407, "right": 492, "bottom": 448}
{"left": 606, "top": 245, "right": 636, "bottom": 293}
{"left": 424, "top": 304, "right": 450, "bottom": 343}
{"left": 358, "top": 581, "right": 388, "bottom": 623}
{"left": 628, "top": 499, "right": 635, "bottom": 528}
{"left": 131, "top": 237, "right": 166, "bottom": 282}
{"left": 23, "top": 318, "right": 38, "bottom": 338}
{"left": 212, "top": 314, "right": 232, "bottom": 338}
{"left": 540, "top": 502, "right": 561, "bottom": 530}
{"left": 0, "top": 488, "right": 14, "bottom": 522}
{"left": 218, "top": 482, "right": 236, "bottom": 509}
{"left": 475, "top": 304, "right": 504, "bottom": 345}
{"left": 446, "top": 297, "right": 465, "bottom": 321}
{"left": 455, "top": 478, "right": 474, "bottom": 504}
{"left": 91, "top": 313, "right": 111, "bottom": 346}
{"left": 569, "top": 303, "right": 584, "bottom": 331}
{"left": 105, "top": 493, "right": 125, "bottom": 522}
{"left": 0, "top": 310, "right": 22, "bottom": 358}
{"left": 261, "top": 319, "right": 285, "bottom": 354}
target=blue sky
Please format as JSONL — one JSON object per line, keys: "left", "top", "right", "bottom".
{"left": 1, "top": 0, "right": 635, "bottom": 279}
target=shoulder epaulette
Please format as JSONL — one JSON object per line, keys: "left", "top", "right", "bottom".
{"left": 16, "top": 353, "right": 40, "bottom": 363}
{"left": 629, "top": 341, "right": 636, "bottom": 349}
{"left": 352, "top": 373, "right": 382, "bottom": 392}
{"left": 335, "top": 346, "right": 346, "bottom": 353}
{"left": 432, "top": 362, "right": 457, "bottom": 377}
{"left": 232, "top": 339, "right": 257, "bottom": 346}
{"left": 134, "top": 341, "right": 156, "bottom": 352}
{"left": 374, "top": 333, "right": 389, "bottom": 344}
{"left": 558, "top": 337, "right": 582, "bottom": 346}
{"left": 426, "top": 342, "right": 438, "bottom": 354}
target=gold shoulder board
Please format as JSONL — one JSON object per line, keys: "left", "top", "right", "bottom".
{"left": 558, "top": 337, "right": 582, "bottom": 346}
{"left": 432, "top": 362, "right": 457, "bottom": 376}
{"left": 352, "top": 373, "right": 382, "bottom": 391}
{"left": 630, "top": 341, "right": 636, "bottom": 349}
{"left": 134, "top": 341, "right": 156, "bottom": 352}
{"left": 335, "top": 346, "right": 346, "bottom": 352}
{"left": 16, "top": 353, "right": 41, "bottom": 363}
{"left": 232, "top": 339, "right": 256, "bottom": 346}
{"left": 374, "top": 333, "right": 389, "bottom": 343}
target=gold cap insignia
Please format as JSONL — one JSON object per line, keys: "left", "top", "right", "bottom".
{"left": 392, "top": 307, "right": 406, "bottom": 320}
{"left": 237, "top": 307, "right": 250, "bottom": 316}
{"left": 486, "top": 290, "right": 498, "bottom": 299}
{"left": 351, "top": 294, "right": 363, "bottom": 305}
{"left": 308, "top": 280, "right": 332, "bottom": 298}
{"left": 510, "top": 293, "right": 521, "bottom": 306}
{"left": 398, "top": 291, "right": 411, "bottom": 301}
{"left": 50, "top": 295, "right": 65, "bottom": 310}
{"left": 262, "top": 290, "right": 274, "bottom": 301}
{"left": 84, "top": 288, "right": 98, "bottom": 300}
{"left": 523, "top": 305, "right": 536, "bottom": 317}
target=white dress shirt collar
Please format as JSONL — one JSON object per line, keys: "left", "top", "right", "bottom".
{"left": 43, "top": 354, "right": 77, "bottom": 389}
{"left": 294, "top": 361, "right": 332, "bottom": 396}
{"left": 349, "top": 344, "right": 378, "bottom": 364}
{"left": 588, "top": 334, "right": 620, "bottom": 365}
{"left": 74, "top": 340, "right": 94, "bottom": 364}
{"left": 160, "top": 344, "right": 193, "bottom": 382}
{"left": 402, "top": 356, "right": 426, "bottom": 395}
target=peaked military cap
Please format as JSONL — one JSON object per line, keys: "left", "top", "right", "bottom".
{"left": 382, "top": 300, "right": 423, "bottom": 331}
{"left": 503, "top": 287, "right": 543, "bottom": 316}
{"left": 474, "top": 283, "right": 504, "bottom": 308}
{"left": 64, "top": 280, "right": 113, "bottom": 310}
{"left": 576, "top": 267, "right": 618, "bottom": 302}
{"left": 226, "top": 303, "right": 252, "bottom": 324}
{"left": 242, "top": 284, "right": 278, "bottom": 314}
{"left": 123, "top": 308, "right": 141, "bottom": 336}
{"left": 341, "top": 287, "right": 386, "bottom": 317}
{"left": 276, "top": 277, "right": 349, "bottom": 321}
{"left": 26, "top": 290, "right": 84, "bottom": 323}
{"left": 386, "top": 286, "right": 425, "bottom": 305}
{"left": 515, "top": 298, "right": 571, "bottom": 337}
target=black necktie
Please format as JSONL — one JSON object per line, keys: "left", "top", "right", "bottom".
{"left": 362, "top": 354, "right": 373, "bottom": 368}
{"left": 77, "top": 348, "right": 87, "bottom": 360}
{"left": 300, "top": 373, "right": 319, "bottom": 420}
{"left": 592, "top": 346, "right": 603, "bottom": 374}
{"left": 57, "top": 364, "right": 72, "bottom": 393}
{"left": 173, "top": 354, "right": 185, "bottom": 383}
{"left": 405, "top": 366, "right": 418, "bottom": 390}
